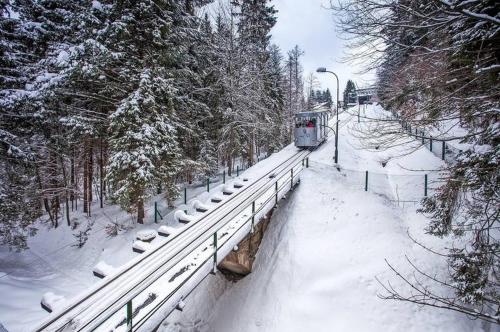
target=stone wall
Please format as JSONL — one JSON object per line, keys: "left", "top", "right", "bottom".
{"left": 218, "top": 210, "right": 273, "bottom": 281}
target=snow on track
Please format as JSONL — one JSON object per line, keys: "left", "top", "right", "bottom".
{"left": 33, "top": 147, "right": 309, "bottom": 331}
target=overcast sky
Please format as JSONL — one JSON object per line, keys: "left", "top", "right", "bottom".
{"left": 271, "top": 0, "right": 375, "bottom": 100}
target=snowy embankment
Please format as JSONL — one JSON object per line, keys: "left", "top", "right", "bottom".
{"left": 159, "top": 105, "right": 484, "bottom": 332}
{"left": 0, "top": 141, "right": 300, "bottom": 331}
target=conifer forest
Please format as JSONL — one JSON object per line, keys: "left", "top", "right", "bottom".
{"left": 0, "top": 0, "right": 498, "bottom": 331}
{"left": 0, "top": 0, "right": 309, "bottom": 244}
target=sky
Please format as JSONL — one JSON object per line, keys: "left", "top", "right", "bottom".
{"left": 271, "top": 0, "right": 375, "bottom": 101}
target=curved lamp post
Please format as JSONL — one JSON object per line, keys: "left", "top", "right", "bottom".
{"left": 316, "top": 67, "right": 339, "bottom": 164}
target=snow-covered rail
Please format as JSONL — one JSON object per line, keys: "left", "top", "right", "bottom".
{"left": 35, "top": 149, "right": 309, "bottom": 332}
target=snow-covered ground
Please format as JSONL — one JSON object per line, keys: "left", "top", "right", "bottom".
{"left": 159, "top": 105, "right": 485, "bottom": 332}
{"left": 0, "top": 139, "right": 299, "bottom": 331}
{"left": 0, "top": 104, "right": 486, "bottom": 331}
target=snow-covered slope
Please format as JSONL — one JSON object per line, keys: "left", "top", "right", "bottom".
{"left": 159, "top": 105, "right": 484, "bottom": 332}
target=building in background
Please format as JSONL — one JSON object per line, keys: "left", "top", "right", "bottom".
{"left": 356, "top": 86, "right": 378, "bottom": 104}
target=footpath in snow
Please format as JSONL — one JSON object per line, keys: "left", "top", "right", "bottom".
{"left": 161, "top": 105, "right": 485, "bottom": 332}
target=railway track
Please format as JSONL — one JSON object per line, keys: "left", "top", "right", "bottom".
{"left": 35, "top": 149, "right": 310, "bottom": 332}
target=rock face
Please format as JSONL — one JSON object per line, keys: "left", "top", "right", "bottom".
{"left": 218, "top": 211, "right": 273, "bottom": 281}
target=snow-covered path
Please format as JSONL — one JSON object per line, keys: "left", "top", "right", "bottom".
{"left": 164, "top": 105, "right": 484, "bottom": 332}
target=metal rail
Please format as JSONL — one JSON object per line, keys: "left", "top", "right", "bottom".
{"left": 137, "top": 161, "right": 305, "bottom": 331}
{"left": 35, "top": 150, "right": 309, "bottom": 332}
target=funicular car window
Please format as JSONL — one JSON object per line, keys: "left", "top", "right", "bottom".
{"left": 295, "top": 116, "right": 316, "bottom": 128}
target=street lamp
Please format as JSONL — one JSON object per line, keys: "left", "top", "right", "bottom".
{"left": 316, "top": 67, "right": 339, "bottom": 164}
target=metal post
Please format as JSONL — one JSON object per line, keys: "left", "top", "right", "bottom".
{"left": 290, "top": 168, "right": 294, "bottom": 189}
{"left": 126, "top": 300, "right": 133, "bottom": 331}
{"left": 251, "top": 201, "right": 255, "bottom": 233}
{"left": 306, "top": 157, "right": 309, "bottom": 168}
{"left": 223, "top": 170, "right": 226, "bottom": 184}
{"left": 154, "top": 202, "right": 158, "bottom": 224}
{"left": 424, "top": 174, "right": 428, "bottom": 197}
{"left": 365, "top": 171, "right": 368, "bottom": 191}
{"left": 430, "top": 137, "right": 433, "bottom": 152}
{"left": 206, "top": 178, "right": 209, "bottom": 192}
{"left": 212, "top": 232, "right": 217, "bottom": 274}
{"left": 317, "top": 69, "right": 339, "bottom": 164}
{"left": 442, "top": 141, "right": 445, "bottom": 160}
{"left": 184, "top": 187, "right": 187, "bottom": 205}
{"left": 275, "top": 181, "right": 278, "bottom": 206}
{"left": 237, "top": 165, "right": 239, "bottom": 177}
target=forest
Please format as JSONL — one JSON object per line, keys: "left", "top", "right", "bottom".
{"left": 0, "top": 0, "right": 316, "bottom": 247}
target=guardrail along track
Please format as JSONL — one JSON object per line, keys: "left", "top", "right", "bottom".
{"left": 36, "top": 150, "right": 310, "bottom": 332}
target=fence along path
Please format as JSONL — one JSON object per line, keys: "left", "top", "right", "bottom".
{"left": 311, "top": 160, "right": 446, "bottom": 208}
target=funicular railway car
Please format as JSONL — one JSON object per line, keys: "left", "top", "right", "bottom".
{"left": 294, "top": 111, "right": 329, "bottom": 149}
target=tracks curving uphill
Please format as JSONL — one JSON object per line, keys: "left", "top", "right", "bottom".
{"left": 35, "top": 149, "right": 310, "bottom": 332}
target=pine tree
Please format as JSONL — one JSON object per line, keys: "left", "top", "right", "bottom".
{"left": 324, "top": 88, "right": 332, "bottom": 109}
{"left": 263, "top": 44, "right": 286, "bottom": 152}
{"left": 108, "top": 70, "right": 181, "bottom": 222}
{"left": 343, "top": 80, "right": 356, "bottom": 108}
{"left": 231, "top": 0, "right": 277, "bottom": 165}
{"left": 284, "top": 45, "right": 305, "bottom": 140}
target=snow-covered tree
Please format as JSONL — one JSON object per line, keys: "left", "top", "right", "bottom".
{"left": 343, "top": 80, "right": 356, "bottom": 108}
{"left": 331, "top": 0, "right": 500, "bottom": 323}
{"left": 0, "top": 0, "right": 297, "bottom": 245}
{"left": 108, "top": 70, "right": 180, "bottom": 223}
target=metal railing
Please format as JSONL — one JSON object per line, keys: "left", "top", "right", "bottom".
{"left": 35, "top": 150, "right": 309, "bottom": 332}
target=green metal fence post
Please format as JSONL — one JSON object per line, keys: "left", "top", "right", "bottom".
{"left": 442, "top": 141, "right": 445, "bottom": 160}
{"left": 126, "top": 300, "right": 133, "bottom": 331}
{"left": 207, "top": 178, "right": 210, "bottom": 192}
{"left": 154, "top": 202, "right": 158, "bottom": 224}
{"left": 306, "top": 157, "right": 309, "bottom": 168}
{"left": 212, "top": 232, "right": 218, "bottom": 274}
{"left": 424, "top": 174, "right": 428, "bottom": 197}
{"left": 365, "top": 171, "right": 368, "bottom": 191}
{"left": 251, "top": 201, "right": 255, "bottom": 233}
{"left": 430, "top": 137, "right": 433, "bottom": 152}
{"left": 223, "top": 170, "right": 226, "bottom": 184}
{"left": 237, "top": 165, "right": 239, "bottom": 177}
{"left": 184, "top": 187, "right": 187, "bottom": 204}
{"left": 154, "top": 202, "right": 163, "bottom": 223}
